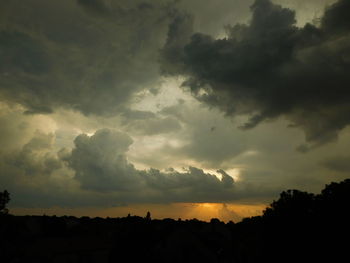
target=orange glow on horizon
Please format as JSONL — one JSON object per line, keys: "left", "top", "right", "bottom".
{"left": 11, "top": 202, "right": 266, "bottom": 223}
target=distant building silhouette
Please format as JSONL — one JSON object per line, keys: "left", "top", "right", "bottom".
{"left": 145, "top": 211, "right": 151, "bottom": 221}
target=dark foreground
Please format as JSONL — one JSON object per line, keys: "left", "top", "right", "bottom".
{"left": 1, "top": 179, "right": 350, "bottom": 263}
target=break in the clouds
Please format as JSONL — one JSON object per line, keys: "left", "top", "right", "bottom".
{"left": 161, "top": 0, "right": 350, "bottom": 149}
{"left": 0, "top": 0, "right": 184, "bottom": 115}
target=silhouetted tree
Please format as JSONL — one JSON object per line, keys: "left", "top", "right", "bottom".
{"left": 145, "top": 211, "right": 151, "bottom": 220}
{"left": 317, "top": 179, "right": 350, "bottom": 222}
{"left": 263, "top": 189, "right": 315, "bottom": 219}
{"left": 0, "top": 190, "right": 10, "bottom": 214}
{"left": 210, "top": 218, "right": 221, "bottom": 224}
{"left": 320, "top": 179, "right": 350, "bottom": 205}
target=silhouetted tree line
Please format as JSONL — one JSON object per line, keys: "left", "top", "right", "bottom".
{"left": 1, "top": 179, "right": 349, "bottom": 263}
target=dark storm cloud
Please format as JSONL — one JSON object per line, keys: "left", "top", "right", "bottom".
{"left": 0, "top": 0, "right": 183, "bottom": 115}
{"left": 67, "top": 128, "right": 237, "bottom": 202}
{"left": 161, "top": 0, "right": 350, "bottom": 147}
{"left": 321, "top": 0, "right": 350, "bottom": 34}
{"left": 160, "top": 11, "right": 194, "bottom": 75}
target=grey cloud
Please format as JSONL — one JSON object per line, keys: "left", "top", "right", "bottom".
{"left": 120, "top": 109, "right": 182, "bottom": 135}
{"left": 321, "top": 0, "right": 350, "bottom": 34}
{"left": 77, "top": 0, "right": 110, "bottom": 14}
{"left": 125, "top": 116, "right": 182, "bottom": 135}
{"left": 67, "top": 128, "right": 238, "bottom": 202}
{"left": 217, "top": 169, "right": 235, "bottom": 187}
{"left": 78, "top": 0, "right": 156, "bottom": 14}
{"left": 322, "top": 156, "right": 350, "bottom": 172}
{"left": 0, "top": 128, "right": 119, "bottom": 208}
{"left": 0, "top": 31, "right": 51, "bottom": 75}
{"left": 177, "top": 0, "right": 252, "bottom": 36}
{"left": 22, "top": 132, "right": 55, "bottom": 152}
{"left": 68, "top": 129, "right": 138, "bottom": 192}
{"left": 159, "top": 100, "right": 247, "bottom": 167}
{"left": 141, "top": 167, "right": 235, "bottom": 202}
{"left": 160, "top": 0, "right": 350, "bottom": 148}
{"left": 0, "top": 0, "right": 181, "bottom": 115}
{"left": 179, "top": 125, "right": 246, "bottom": 165}
{"left": 8, "top": 132, "right": 61, "bottom": 177}
{"left": 0, "top": 132, "right": 62, "bottom": 189}
{"left": 0, "top": 104, "right": 57, "bottom": 152}
{"left": 160, "top": 11, "right": 194, "bottom": 75}
{"left": 121, "top": 109, "right": 157, "bottom": 121}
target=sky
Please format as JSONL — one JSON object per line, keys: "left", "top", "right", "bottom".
{"left": 1, "top": 0, "right": 350, "bottom": 222}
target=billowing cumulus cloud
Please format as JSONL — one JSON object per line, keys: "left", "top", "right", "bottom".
{"left": 67, "top": 128, "right": 237, "bottom": 203}
{"left": 0, "top": 0, "right": 185, "bottom": 115}
{"left": 161, "top": 0, "right": 350, "bottom": 148}
{"left": 69, "top": 129, "right": 138, "bottom": 192}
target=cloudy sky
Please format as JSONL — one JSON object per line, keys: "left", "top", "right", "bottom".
{"left": 1, "top": 0, "right": 349, "bottom": 222}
